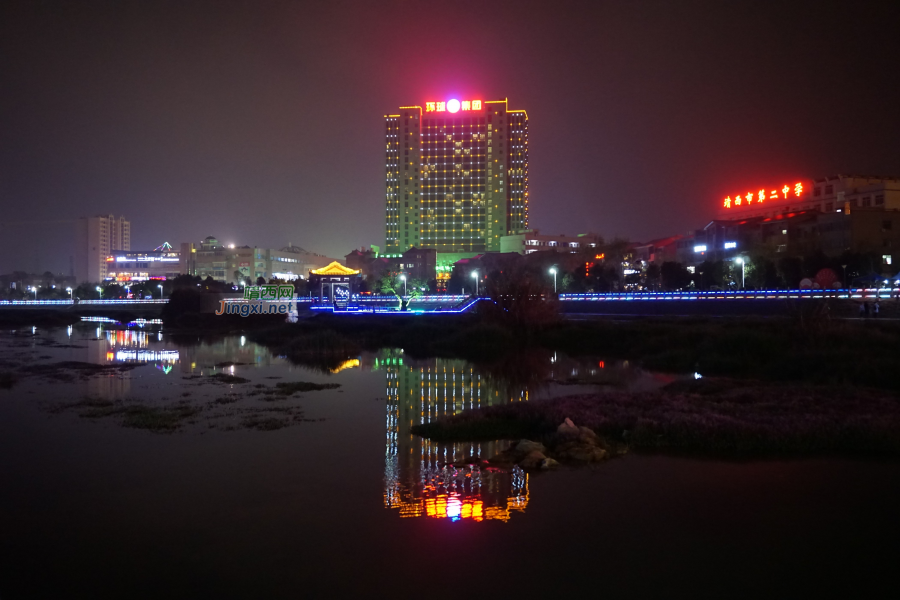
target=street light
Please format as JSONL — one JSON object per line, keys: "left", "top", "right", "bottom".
{"left": 471, "top": 270, "right": 479, "bottom": 296}
{"left": 158, "top": 284, "right": 164, "bottom": 299}
{"left": 549, "top": 267, "right": 558, "bottom": 293}
{"left": 96, "top": 286, "right": 102, "bottom": 299}
{"left": 842, "top": 264, "right": 848, "bottom": 288}
{"left": 28, "top": 286, "right": 37, "bottom": 300}
{"left": 399, "top": 274, "right": 406, "bottom": 296}
{"left": 66, "top": 287, "right": 73, "bottom": 300}
{"left": 735, "top": 257, "right": 745, "bottom": 289}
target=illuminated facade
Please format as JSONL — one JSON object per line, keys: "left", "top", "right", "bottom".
{"left": 382, "top": 350, "right": 530, "bottom": 521}
{"left": 718, "top": 175, "right": 900, "bottom": 219}
{"left": 104, "top": 243, "right": 180, "bottom": 282}
{"left": 384, "top": 98, "right": 529, "bottom": 254}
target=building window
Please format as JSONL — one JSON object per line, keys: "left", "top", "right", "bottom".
{"left": 875, "top": 194, "right": 885, "bottom": 205}
{"left": 824, "top": 184, "right": 834, "bottom": 195}
{"left": 825, "top": 202, "right": 833, "bottom": 212}
{"left": 863, "top": 196, "right": 872, "bottom": 207}
{"left": 813, "top": 187, "right": 821, "bottom": 197}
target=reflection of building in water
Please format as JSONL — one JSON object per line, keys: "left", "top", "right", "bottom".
{"left": 86, "top": 370, "right": 133, "bottom": 399}
{"left": 106, "top": 329, "right": 150, "bottom": 349}
{"left": 545, "top": 352, "right": 674, "bottom": 392}
{"left": 382, "top": 350, "right": 529, "bottom": 521}
{"left": 95, "top": 328, "right": 179, "bottom": 374}
{"left": 178, "top": 335, "right": 278, "bottom": 375}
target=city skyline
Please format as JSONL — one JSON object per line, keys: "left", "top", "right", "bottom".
{"left": 2, "top": 0, "right": 899, "bottom": 275}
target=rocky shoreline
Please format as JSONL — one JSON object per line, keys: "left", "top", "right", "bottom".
{"left": 455, "top": 418, "right": 622, "bottom": 472}
{"left": 414, "top": 378, "right": 900, "bottom": 458}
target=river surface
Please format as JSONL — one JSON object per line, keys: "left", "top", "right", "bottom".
{"left": 0, "top": 324, "right": 898, "bottom": 598}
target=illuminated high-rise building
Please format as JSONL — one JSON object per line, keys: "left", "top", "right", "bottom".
{"left": 384, "top": 97, "right": 529, "bottom": 255}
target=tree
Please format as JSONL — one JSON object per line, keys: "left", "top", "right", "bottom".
{"left": 74, "top": 283, "right": 100, "bottom": 300}
{"left": 696, "top": 260, "right": 727, "bottom": 290}
{"left": 660, "top": 262, "right": 691, "bottom": 291}
{"left": 172, "top": 274, "right": 201, "bottom": 289}
{"left": 481, "top": 265, "right": 559, "bottom": 331}
{"left": 745, "top": 257, "right": 779, "bottom": 289}
{"left": 777, "top": 256, "right": 803, "bottom": 288}
{"left": 645, "top": 263, "right": 661, "bottom": 291}
{"left": 375, "top": 271, "right": 428, "bottom": 310}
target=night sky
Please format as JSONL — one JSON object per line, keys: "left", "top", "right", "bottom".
{"left": 2, "top": 0, "right": 898, "bottom": 274}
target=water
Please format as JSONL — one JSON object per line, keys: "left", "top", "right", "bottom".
{"left": 0, "top": 324, "right": 897, "bottom": 598}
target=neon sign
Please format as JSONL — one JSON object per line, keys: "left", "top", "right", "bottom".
{"left": 723, "top": 182, "right": 804, "bottom": 209}
{"left": 425, "top": 99, "right": 482, "bottom": 113}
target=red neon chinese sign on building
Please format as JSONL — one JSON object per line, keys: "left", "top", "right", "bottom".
{"left": 424, "top": 99, "right": 483, "bottom": 113}
{"left": 722, "top": 182, "right": 804, "bottom": 209}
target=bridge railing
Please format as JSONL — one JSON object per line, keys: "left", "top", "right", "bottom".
{"left": 559, "top": 288, "right": 900, "bottom": 301}
{"left": 0, "top": 299, "right": 169, "bottom": 306}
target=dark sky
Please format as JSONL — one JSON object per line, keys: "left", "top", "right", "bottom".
{"left": 2, "top": 0, "right": 898, "bottom": 273}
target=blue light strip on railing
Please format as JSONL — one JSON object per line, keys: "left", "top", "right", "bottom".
{"left": 0, "top": 299, "right": 169, "bottom": 305}
{"left": 308, "top": 297, "right": 483, "bottom": 315}
{"left": 558, "top": 288, "right": 899, "bottom": 301}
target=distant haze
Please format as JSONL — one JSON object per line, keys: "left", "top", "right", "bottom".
{"left": 1, "top": 0, "right": 898, "bottom": 273}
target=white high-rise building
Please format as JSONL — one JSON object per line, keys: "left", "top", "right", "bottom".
{"left": 74, "top": 214, "right": 131, "bottom": 283}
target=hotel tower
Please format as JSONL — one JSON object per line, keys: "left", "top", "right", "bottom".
{"left": 384, "top": 97, "right": 529, "bottom": 255}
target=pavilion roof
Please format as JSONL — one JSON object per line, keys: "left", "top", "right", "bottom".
{"left": 310, "top": 261, "right": 360, "bottom": 276}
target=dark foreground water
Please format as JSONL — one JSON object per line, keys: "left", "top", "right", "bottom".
{"left": 0, "top": 325, "right": 898, "bottom": 598}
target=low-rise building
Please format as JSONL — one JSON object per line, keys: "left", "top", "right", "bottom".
{"left": 104, "top": 243, "right": 181, "bottom": 282}
{"left": 499, "top": 229, "right": 601, "bottom": 255}
{"left": 345, "top": 246, "right": 437, "bottom": 287}
{"left": 634, "top": 235, "right": 683, "bottom": 265}
{"left": 186, "top": 237, "right": 337, "bottom": 284}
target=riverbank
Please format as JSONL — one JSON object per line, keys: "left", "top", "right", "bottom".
{"left": 246, "top": 313, "right": 900, "bottom": 392}
{"left": 412, "top": 377, "right": 900, "bottom": 458}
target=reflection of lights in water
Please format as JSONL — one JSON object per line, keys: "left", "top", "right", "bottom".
{"left": 157, "top": 332, "right": 162, "bottom": 341}
{"left": 106, "top": 330, "right": 149, "bottom": 348}
{"left": 694, "top": 372, "right": 703, "bottom": 379}
{"left": 82, "top": 316, "right": 162, "bottom": 326}
{"left": 240, "top": 336, "right": 245, "bottom": 347}
{"left": 67, "top": 325, "right": 73, "bottom": 337}
{"left": 155, "top": 364, "right": 173, "bottom": 375}
{"left": 114, "top": 350, "right": 179, "bottom": 363}
{"left": 330, "top": 359, "right": 360, "bottom": 373}
{"left": 383, "top": 350, "right": 530, "bottom": 521}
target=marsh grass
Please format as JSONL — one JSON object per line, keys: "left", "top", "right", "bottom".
{"left": 241, "top": 416, "right": 288, "bottom": 431}
{"left": 121, "top": 405, "right": 199, "bottom": 432}
{"left": 274, "top": 381, "right": 341, "bottom": 395}
{"left": 55, "top": 397, "right": 200, "bottom": 432}
{"left": 208, "top": 373, "right": 250, "bottom": 384}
